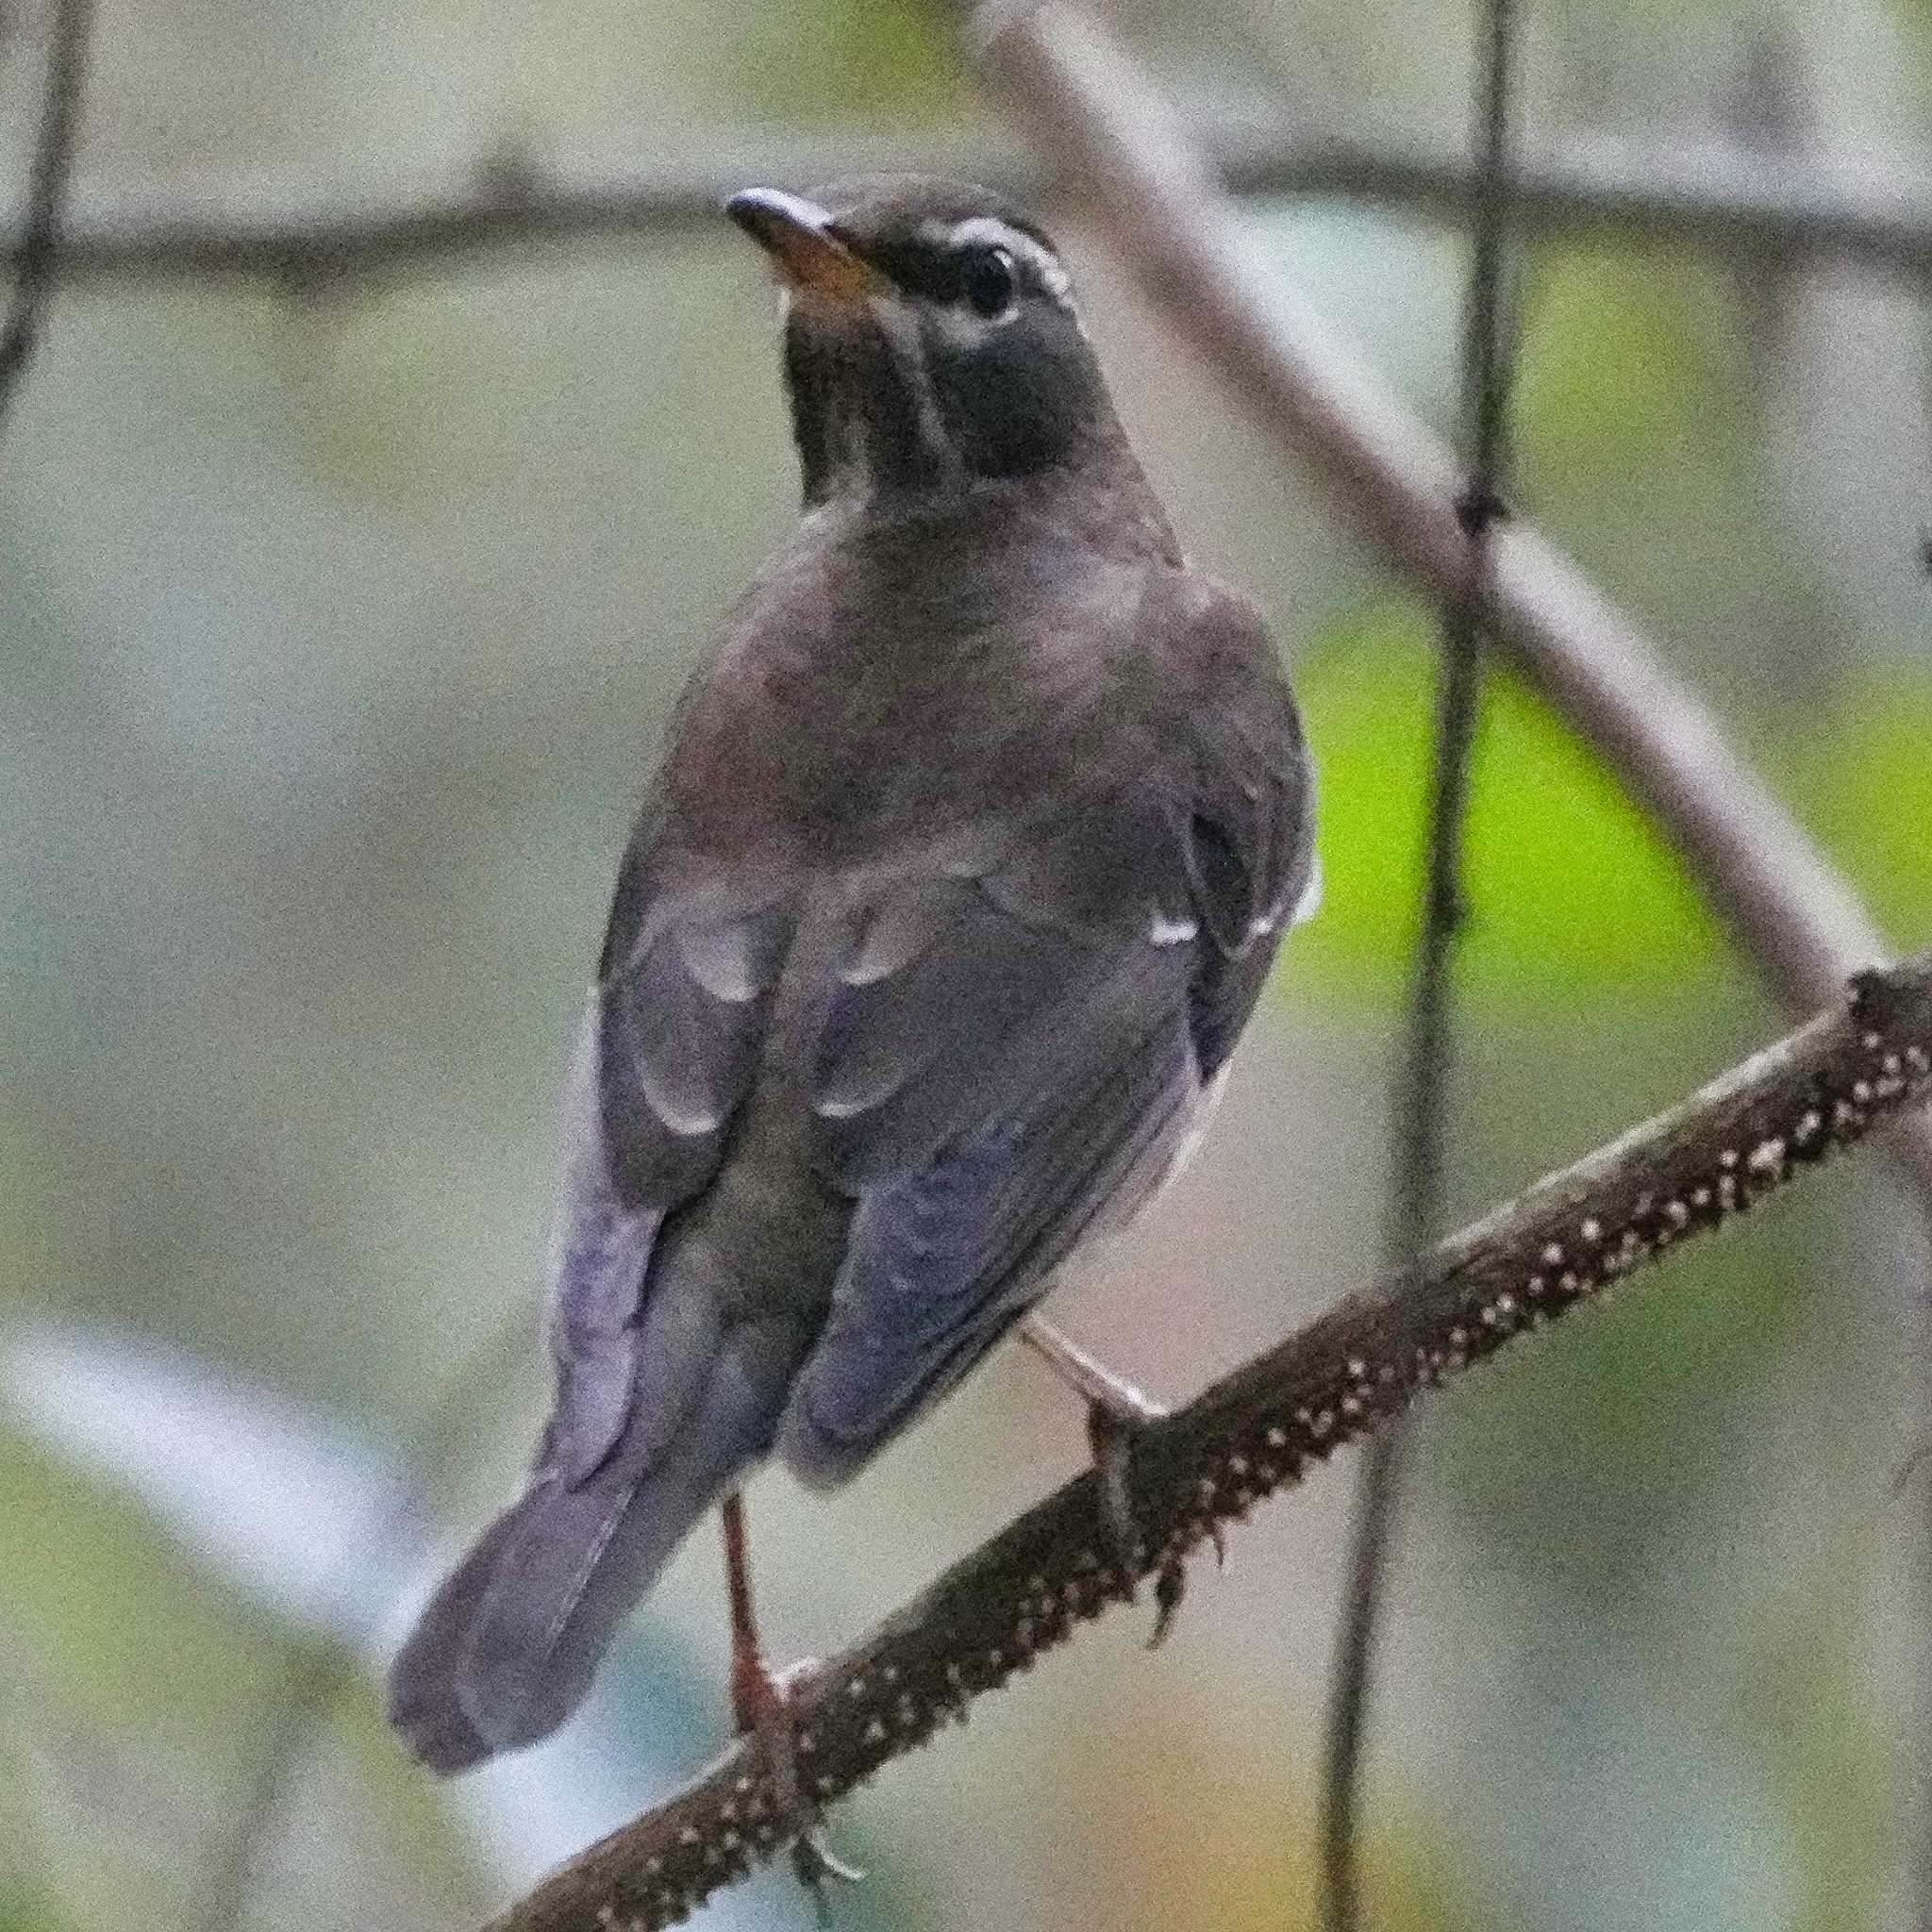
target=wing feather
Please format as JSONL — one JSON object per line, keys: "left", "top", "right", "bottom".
{"left": 535, "top": 878, "right": 791, "bottom": 1486}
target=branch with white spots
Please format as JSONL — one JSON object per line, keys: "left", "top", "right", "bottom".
{"left": 486, "top": 949, "right": 1932, "bottom": 1932}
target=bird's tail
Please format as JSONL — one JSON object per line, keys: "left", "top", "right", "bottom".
{"left": 386, "top": 1323, "right": 790, "bottom": 1774}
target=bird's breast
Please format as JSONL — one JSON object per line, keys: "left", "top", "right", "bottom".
{"left": 664, "top": 559, "right": 1157, "bottom": 867}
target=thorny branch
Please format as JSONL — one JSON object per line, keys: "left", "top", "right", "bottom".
{"left": 0, "top": 0, "right": 94, "bottom": 432}
{"left": 485, "top": 953, "right": 1932, "bottom": 1932}
{"left": 1321, "top": 0, "right": 1520, "bottom": 1921}
{"left": 954, "top": 0, "right": 1932, "bottom": 1206}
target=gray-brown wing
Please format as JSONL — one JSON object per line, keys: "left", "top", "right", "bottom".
{"left": 542, "top": 870, "right": 791, "bottom": 1485}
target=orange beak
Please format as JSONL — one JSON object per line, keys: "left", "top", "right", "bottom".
{"left": 726, "top": 188, "right": 890, "bottom": 306}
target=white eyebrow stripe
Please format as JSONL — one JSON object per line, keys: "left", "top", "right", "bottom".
{"left": 920, "top": 215, "right": 1075, "bottom": 309}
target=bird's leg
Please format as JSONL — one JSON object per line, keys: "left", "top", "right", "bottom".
{"left": 719, "top": 1492, "right": 861, "bottom": 1903}
{"left": 721, "top": 1490, "right": 778, "bottom": 1737}
{"left": 1020, "top": 1316, "right": 1199, "bottom": 1642}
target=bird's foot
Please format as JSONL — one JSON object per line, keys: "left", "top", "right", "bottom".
{"left": 731, "top": 1650, "right": 864, "bottom": 1907}
{"left": 1021, "top": 1317, "right": 1189, "bottom": 1643}
{"left": 722, "top": 1491, "right": 862, "bottom": 1904}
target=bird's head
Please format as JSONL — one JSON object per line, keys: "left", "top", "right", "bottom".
{"left": 727, "top": 175, "right": 1131, "bottom": 509}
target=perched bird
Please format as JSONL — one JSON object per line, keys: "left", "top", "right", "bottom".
{"left": 388, "top": 175, "right": 1316, "bottom": 1777}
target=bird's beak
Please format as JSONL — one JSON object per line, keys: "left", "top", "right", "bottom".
{"left": 726, "top": 189, "right": 889, "bottom": 307}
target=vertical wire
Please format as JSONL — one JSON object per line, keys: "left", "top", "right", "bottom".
{"left": 1316, "top": 2, "right": 1520, "bottom": 1925}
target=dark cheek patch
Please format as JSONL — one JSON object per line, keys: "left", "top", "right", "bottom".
{"left": 931, "top": 318, "right": 1098, "bottom": 479}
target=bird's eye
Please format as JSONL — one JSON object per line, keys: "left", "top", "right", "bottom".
{"left": 962, "top": 246, "right": 1019, "bottom": 321}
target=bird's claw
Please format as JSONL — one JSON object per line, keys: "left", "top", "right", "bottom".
{"left": 792, "top": 1827, "right": 865, "bottom": 1918}
{"left": 731, "top": 1653, "right": 864, "bottom": 1907}
{"left": 1144, "top": 1501, "right": 1226, "bottom": 1646}
{"left": 1019, "top": 1317, "right": 1180, "bottom": 1643}
{"left": 1149, "top": 1553, "right": 1188, "bottom": 1648}
{"left": 1088, "top": 1400, "right": 1201, "bottom": 1651}
{"left": 1083, "top": 1383, "right": 1192, "bottom": 1651}
{"left": 1085, "top": 1396, "right": 1152, "bottom": 1598}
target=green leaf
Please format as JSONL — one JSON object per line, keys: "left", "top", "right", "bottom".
{"left": 1287, "top": 599, "right": 1722, "bottom": 1007}
{"left": 1787, "top": 666, "right": 1932, "bottom": 941}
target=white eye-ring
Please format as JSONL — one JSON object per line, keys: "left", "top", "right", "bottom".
{"left": 924, "top": 215, "right": 1077, "bottom": 314}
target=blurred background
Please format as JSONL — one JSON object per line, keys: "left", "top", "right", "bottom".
{"left": 4, "top": 1, "right": 1931, "bottom": 1927}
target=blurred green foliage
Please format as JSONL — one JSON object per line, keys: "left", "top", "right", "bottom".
{"left": 1296, "top": 604, "right": 1932, "bottom": 1008}
{"left": 0, "top": 1435, "right": 283, "bottom": 1735}
{"left": 1752, "top": 1589, "right": 1897, "bottom": 1932}
{"left": 0, "top": 1885, "right": 72, "bottom": 1932}
{"left": 1803, "top": 672, "right": 1932, "bottom": 936}
{"left": 717, "top": 0, "right": 970, "bottom": 125}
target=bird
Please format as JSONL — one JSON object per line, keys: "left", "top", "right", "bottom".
{"left": 387, "top": 174, "right": 1316, "bottom": 1783}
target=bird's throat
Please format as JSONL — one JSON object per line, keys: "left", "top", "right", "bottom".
{"left": 783, "top": 301, "right": 958, "bottom": 508}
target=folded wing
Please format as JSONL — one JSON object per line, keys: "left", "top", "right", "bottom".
{"left": 782, "top": 584, "right": 1314, "bottom": 1484}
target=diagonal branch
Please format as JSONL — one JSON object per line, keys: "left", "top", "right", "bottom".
{"left": 486, "top": 951, "right": 1932, "bottom": 1932}
{"left": 952, "top": 0, "right": 1932, "bottom": 1206}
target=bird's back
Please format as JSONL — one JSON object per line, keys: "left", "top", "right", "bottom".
{"left": 387, "top": 173, "right": 1312, "bottom": 1778}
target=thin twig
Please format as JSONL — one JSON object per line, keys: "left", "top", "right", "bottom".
{"left": 197, "top": 1640, "right": 351, "bottom": 1932}
{"left": 0, "top": 0, "right": 93, "bottom": 432}
{"left": 953, "top": 0, "right": 1932, "bottom": 1207}
{"left": 198, "top": 1307, "right": 538, "bottom": 1932}
{"left": 9, "top": 123, "right": 1932, "bottom": 289}
{"left": 1319, "top": 1427, "right": 1405, "bottom": 1929}
{"left": 479, "top": 953, "right": 1932, "bottom": 1932}
{"left": 1320, "top": 3, "right": 1519, "bottom": 1921}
